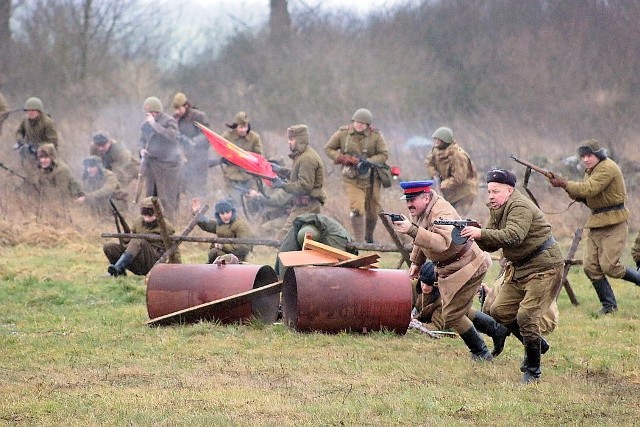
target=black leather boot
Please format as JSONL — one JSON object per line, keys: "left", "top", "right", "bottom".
{"left": 472, "top": 311, "right": 510, "bottom": 357}
{"left": 459, "top": 327, "right": 493, "bottom": 361}
{"left": 505, "top": 321, "right": 549, "bottom": 372}
{"left": 622, "top": 268, "right": 640, "bottom": 287}
{"left": 522, "top": 337, "right": 542, "bottom": 384}
{"left": 591, "top": 277, "right": 618, "bottom": 314}
{"left": 108, "top": 252, "right": 133, "bottom": 276}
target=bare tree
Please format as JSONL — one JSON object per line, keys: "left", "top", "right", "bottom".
{"left": 270, "top": 0, "right": 291, "bottom": 46}
{"left": 0, "top": 0, "right": 11, "bottom": 85}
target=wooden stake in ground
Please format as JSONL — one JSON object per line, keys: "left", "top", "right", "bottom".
{"left": 378, "top": 212, "right": 412, "bottom": 268}
{"left": 557, "top": 227, "right": 582, "bottom": 306}
{"left": 151, "top": 197, "right": 180, "bottom": 264}
{"left": 154, "top": 204, "right": 209, "bottom": 265}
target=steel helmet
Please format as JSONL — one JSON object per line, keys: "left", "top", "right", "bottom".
{"left": 24, "top": 97, "right": 44, "bottom": 111}
{"left": 143, "top": 96, "right": 163, "bottom": 113}
{"left": 351, "top": 108, "right": 372, "bottom": 125}
{"left": 297, "top": 224, "right": 320, "bottom": 246}
{"left": 431, "top": 127, "right": 454, "bottom": 145}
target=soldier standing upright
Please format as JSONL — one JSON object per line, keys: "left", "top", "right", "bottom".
{"left": 549, "top": 139, "right": 640, "bottom": 313}
{"left": 392, "top": 180, "right": 508, "bottom": 362}
{"left": 425, "top": 126, "right": 478, "bottom": 216}
{"left": 15, "top": 97, "right": 59, "bottom": 176}
{"left": 460, "top": 169, "right": 563, "bottom": 383}
{"left": 138, "top": 96, "right": 182, "bottom": 224}
{"left": 172, "top": 92, "right": 211, "bottom": 199}
{"left": 220, "top": 111, "right": 263, "bottom": 211}
{"left": 272, "top": 124, "right": 326, "bottom": 241}
{"left": 325, "top": 108, "right": 389, "bottom": 243}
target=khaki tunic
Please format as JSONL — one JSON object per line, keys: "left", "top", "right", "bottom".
{"left": 90, "top": 141, "right": 139, "bottom": 186}
{"left": 425, "top": 142, "right": 478, "bottom": 213}
{"left": 82, "top": 168, "right": 123, "bottom": 216}
{"left": 564, "top": 158, "right": 628, "bottom": 229}
{"left": 276, "top": 140, "right": 326, "bottom": 241}
{"left": 563, "top": 158, "right": 629, "bottom": 279}
{"left": 414, "top": 291, "right": 444, "bottom": 331}
{"left": 324, "top": 125, "right": 388, "bottom": 217}
{"left": 408, "top": 193, "right": 487, "bottom": 333}
{"left": 195, "top": 213, "right": 253, "bottom": 261}
{"left": 16, "top": 114, "right": 59, "bottom": 148}
{"left": 34, "top": 160, "right": 83, "bottom": 200}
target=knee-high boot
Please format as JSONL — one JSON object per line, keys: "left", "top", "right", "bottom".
{"left": 522, "top": 337, "right": 542, "bottom": 384}
{"left": 459, "top": 326, "right": 493, "bottom": 361}
{"left": 591, "top": 277, "right": 618, "bottom": 314}
{"left": 472, "top": 311, "right": 511, "bottom": 357}
{"left": 108, "top": 252, "right": 133, "bottom": 276}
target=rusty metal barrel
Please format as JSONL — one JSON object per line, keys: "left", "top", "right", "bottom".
{"left": 282, "top": 266, "right": 412, "bottom": 334}
{"left": 146, "top": 263, "right": 279, "bottom": 325}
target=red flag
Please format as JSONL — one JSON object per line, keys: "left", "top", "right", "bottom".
{"left": 195, "top": 122, "right": 277, "bottom": 180}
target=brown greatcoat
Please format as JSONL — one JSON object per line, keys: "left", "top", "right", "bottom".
{"left": 425, "top": 142, "right": 478, "bottom": 206}
{"left": 16, "top": 113, "right": 59, "bottom": 148}
{"left": 408, "top": 193, "right": 487, "bottom": 307}
{"left": 90, "top": 141, "right": 139, "bottom": 186}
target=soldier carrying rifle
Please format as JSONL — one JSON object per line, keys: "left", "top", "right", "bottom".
{"left": 14, "top": 97, "right": 59, "bottom": 178}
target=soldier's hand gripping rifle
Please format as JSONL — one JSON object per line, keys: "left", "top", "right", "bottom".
{"left": 433, "top": 218, "right": 481, "bottom": 245}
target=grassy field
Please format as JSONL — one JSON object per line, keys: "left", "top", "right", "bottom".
{"left": 1, "top": 237, "right": 639, "bottom": 426}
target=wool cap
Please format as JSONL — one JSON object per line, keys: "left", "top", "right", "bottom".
{"left": 287, "top": 124, "right": 309, "bottom": 139}
{"left": 83, "top": 155, "right": 102, "bottom": 168}
{"left": 577, "top": 139, "right": 607, "bottom": 160}
{"left": 419, "top": 261, "right": 436, "bottom": 286}
{"left": 215, "top": 199, "right": 235, "bottom": 214}
{"left": 486, "top": 169, "right": 516, "bottom": 187}
{"left": 172, "top": 92, "right": 187, "bottom": 108}
{"left": 234, "top": 111, "right": 249, "bottom": 126}
{"left": 92, "top": 131, "right": 110, "bottom": 145}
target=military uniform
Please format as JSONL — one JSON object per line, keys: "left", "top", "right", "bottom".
{"left": 90, "top": 136, "right": 139, "bottom": 186}
{"left": 254, "top": 187, "right": 294, "bottom": 237}
{"left": 139, "top": 97, "right": 183, "bottom": 224}
{"left": 476, "top": 169, "right": 563, "bottom": 383}
{"left": 174, "top": 96, "right": 211, "bottom": 198}
{"left": 276, "top": 125, "right": 326, "bottom": 241}
{"left": 325, "top": 115, "right": 389, "bottom": 242}
{"left": 551, "top": 140, "right": 640, "bottom": 313}
{"left": 414, "top": 290, "right": 444, "bottom": 331}
{"left": 220, "top": 112, "right": 263, "bottom": 210}
{"left": 393, "top": 181, "right": 511, "bottom": 361}
{"left": 194, "top": 199, "right": 253, "bottom": 263}
{"left": 33, "top": 144, "right": 84, "bottom": 200}
{"left": 103, "top": 196, "right": 181, "bottom": 276}
{"left": 15, "top": 101, "right": 59, "bottom": 176}
{"left": 425, "top": 140, "right": 478, "bottom": 215}
{"left": 81, "top": 156, "right": 125, "bottom": 216}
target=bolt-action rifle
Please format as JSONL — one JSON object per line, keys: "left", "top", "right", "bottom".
{"left": 109, "top": 198, "right": 131, "bottom": 246}
{"left": 0, "top": 160, "right": 28, "bottom": 181}
{"left": 509, "top": 154, "right": 557, "bottom": 179}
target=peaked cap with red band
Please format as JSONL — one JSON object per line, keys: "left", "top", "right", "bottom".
{"left": 399, "top": 180, "right": 434, "bottom": 199}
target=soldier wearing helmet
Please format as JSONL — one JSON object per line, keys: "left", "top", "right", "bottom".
{"left": 424, "top": 126, "right": 479, "bottom": 216}
{"left": 89, "top": 131, "right": 139, "bottom": 186}
{"left": 550, "top": 139, "right": 640, "bottom": 312}
{"left": 172, "top": 92, "right": 211, "bottom": 199}
{"left": 324, "top": 108, "right": 389, "bottom": 243}
{"left": 220, "top": 111, "right": 264, "bottom": 213}
{"left": 15, "top": 97, "right": 59, "bottom": 176}
{"left": 138, "top": 96, "right": 182, "bottom": 223}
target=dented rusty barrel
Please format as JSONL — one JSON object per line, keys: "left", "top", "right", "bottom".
{"left": 282, "top": 266, "right": 412, "bottom": 334}
{"left": 146, "top": 263, "right": 279, "bottom": 325}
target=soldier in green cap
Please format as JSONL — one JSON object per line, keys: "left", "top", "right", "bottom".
{"left": 15, "top": 97, "right": 59, "bottom": 176}
{"left": 272, "top": 124, "right": 326, "bottom": 241}
{"left": 138, "top": 96, "right": 182, "bottom": 224}
{"left": 173, "top": 92, "right": 211, "bottom": 199}
{"left": 325, "top": 108, "right": 389, "bottom": 243}
{"left": 550, "top": 139, "right": 640, "bottom": 313}
{"left": 220, "top": 111, "right": 264, "bottom": 212}
{"left": 425, "top": 126, "right": 478, "bottom": 216}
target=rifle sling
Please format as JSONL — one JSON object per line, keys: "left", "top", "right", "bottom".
{"left": 522, "top": 167, "right": 541, "bottom": 208}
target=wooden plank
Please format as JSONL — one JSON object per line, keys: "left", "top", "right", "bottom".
{"left": 332, "top": 253, "right": 380, "bottom": 269}
{"left": 557, "top": 228, "right": 582, "bottom": 306}
{"left": 146, "top": 281, "right": 283, "bottom": 326}
{"left": 155, "top": 204, "right": 209, "bottom": 265}
{"left": 302, "top": 238, "right": 357, "bottom": 261}
{"left": 278, "top": 250, "right": 339, "bottom": 267}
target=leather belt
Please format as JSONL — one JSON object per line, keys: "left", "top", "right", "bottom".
{"left": 435, "top": 240, "right": 473, "bottom": 268}
{"left": 592, "top": 204, "right": 624, "bottom": 215}
{"left": 512, "top": 236, "right": 555, "bottom": 268}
